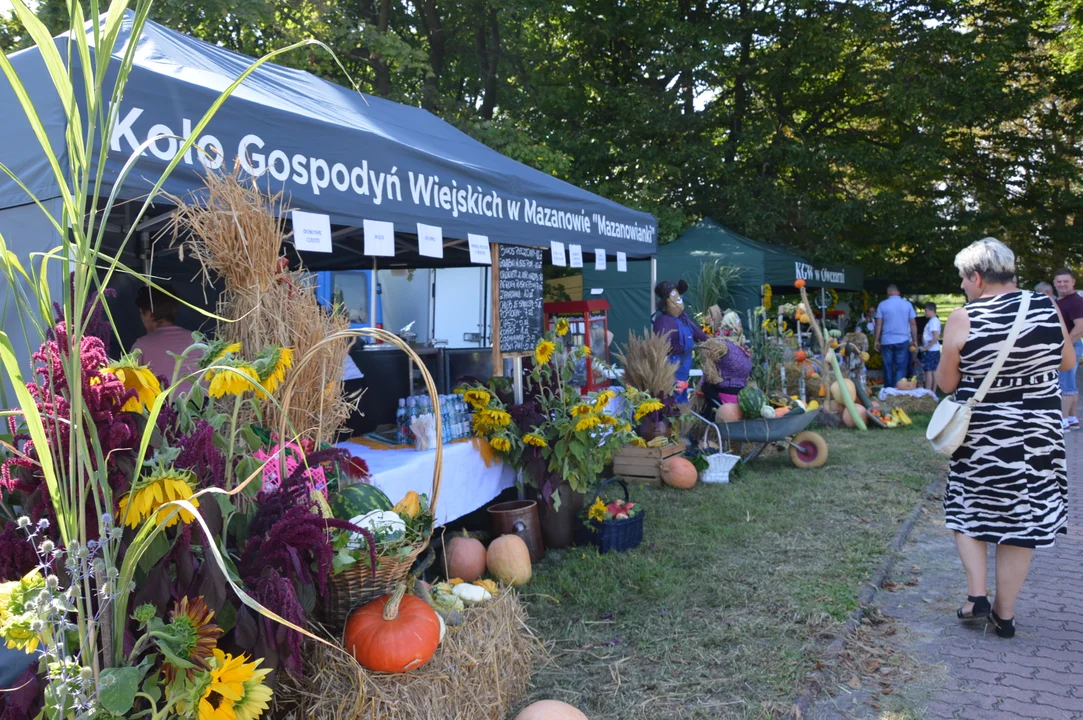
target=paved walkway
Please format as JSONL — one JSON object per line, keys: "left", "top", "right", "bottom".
{"left": 811, "top": 431, "right": 1083, "bottom": 720}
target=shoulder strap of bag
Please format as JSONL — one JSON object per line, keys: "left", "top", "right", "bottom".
{"left": 969, "top": 292, "right": 1031, "bottom": 406}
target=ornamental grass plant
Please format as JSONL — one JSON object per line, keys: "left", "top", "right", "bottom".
{"left": 0, "top": 3, "right": 364, "bottom": 717}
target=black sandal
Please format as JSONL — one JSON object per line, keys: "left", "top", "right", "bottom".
{"left": 957, "top": 595, "right": 991, "bottom": 620}
{"left": 990, "top": 610, "right": 1015, "bottom": 638}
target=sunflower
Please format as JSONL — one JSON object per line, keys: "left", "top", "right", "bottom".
{"left": 490, "top": 436, "right": 511, "bottom": 453}
{"left": 487, "top": 409, "right": 512, "bottom": 427}
{"left": 629, "top": 437, "right": 647, "bottom": 448}
{"left": 579, "top": 345, "right": 592, "bottom": 357}
{"left": 633, "top": 399, "right": 665, "bottom": 422}
{"left": 586, "top": 498, "right": 607, "bottom": 522}
{"left": 119, "top": 465, "right": 200, "bottom": 529}
{"left": 569, "top": 404, "right": 593, "bottom": 417}
{"left": 163, "top": 596, "right": 223, "bottom": 684}
{"left": 463, "top": 388, "right": 491, "bottom": 409}
{"left": 201, "top": 340, "right": 243, "bottom": 368}
{"left": 593, "top": 390, "right": 616, "bottom": 412}
{"left": 207, "top": 362, "right": 261, "bottom": 399}
{"left": 198, "top": 649, "right": 273, "bottom": 720}
{"left": 523, "top": 433, "right": 547, "bottom": 448}
{"left": 534, "top": 339, "right": 556, "bottom": 365}
{"left": 575, "top": 415, "right": 602, "bottom": 432}
{"left": 598, "top": 414, "right": 619, "bottom": 426}
{"left": 555, "top": 318, "right": 570, "bottom": 337}
{"left": 108, "top": 357, "right": 161, "bottom": 412}
{"left": 254, "top": 346, "right": 294, "bottom": 394}
{"left": 0, "top": 572, "right": 45, "bottom": 654}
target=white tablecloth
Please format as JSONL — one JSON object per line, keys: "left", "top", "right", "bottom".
{"left": 336, "top": 439, "right": 516, "bottom": 526}
{"left": 877, "top": 387, "right": 938, "bottom": 401}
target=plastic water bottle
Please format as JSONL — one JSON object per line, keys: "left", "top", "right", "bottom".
{"left": 405, "top": 396, "right": 417, "bottom": 445}
{"left": 440, "top": 397, "right": 452, "bottom": 444}
{"left": 458, "top": 397, "right": 470, "bottom": 439}
{"left": 395, "top": 398, "right": 407, "bottom": 444}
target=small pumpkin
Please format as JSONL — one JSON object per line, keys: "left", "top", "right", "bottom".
{"left": 487, "top": 534, "right": 532, "bottom": 586}
{"left": 896, "top": 379, "right": 917, "bottom": 391}
{"left": 345, "top": 584, "right": 442, "bottom": 673}
{"left": 393, "top": 491, "right": 422, "bottom": 518}
{"left": 446, "top": 534, "right": 487, "bottom": 582}
{"left": 475, "top": 578, "right": 499, "bottom": 595}
{"left": 715, "top": 402, "right": 743, "bottom": 423}
{"left": 817, "top": 384, "right": 826, "bottom": 398}
{"left": 841, "top": 404, "right": 868, "bottom": 428}
{"left": 661, "top": 456, "right": 697, "bottom": 489}
{"left": 795, "top": 350, "right": 807, "bottom": 363}
{"left": 795, "top": 278, "right": 806, "bottom": 289}
{"left": 774, "top": 406, "right": 789, "bottom": 418}
{"left": 515, "top": 700, "right": 589, "bottom": 720}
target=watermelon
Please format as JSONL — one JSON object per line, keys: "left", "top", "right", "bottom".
{"left": 738, "top": 387, "right": 768, "bottom": 419}
{"left": 331, "top": 483, "right": 393, "bottom": 520}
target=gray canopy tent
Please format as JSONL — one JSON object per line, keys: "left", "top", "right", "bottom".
{"left": 0, "top": 12, "right": 658, "bottom": 401}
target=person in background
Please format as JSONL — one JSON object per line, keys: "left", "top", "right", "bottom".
{"left": 874, "top": 284, "right": 918, "bottom": 389}
{"left": 1054, "top": 268, "right": 1083, "bottom": 430}
{"left": 652, "top": 279, "right": 708, "bottom": 402}
{"left": 858, "top": 307, "right": 876, "bottom": 336}
{"left": 133, "top": 284, "right": 201, "bottom": 393}
{"left": 1035, "top": 281, "right": 1055, "bottom": 299}
{"left": 937, "top": 237, "right": 1072, "bottom": 639}
{"left": 920, "top": 302, "right": 941, "bottom": 391}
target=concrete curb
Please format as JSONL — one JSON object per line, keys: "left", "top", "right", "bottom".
{"left": 787, "top": 478, "right": 942, "bottom": 719}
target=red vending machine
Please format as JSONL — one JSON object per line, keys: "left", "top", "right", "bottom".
{"left": 542, "top": 299, "right": 612, "bottom": 395}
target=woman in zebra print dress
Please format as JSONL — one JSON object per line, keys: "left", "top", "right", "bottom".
{"left": 936, "top": 237, "right": 1076, "bottom": 638}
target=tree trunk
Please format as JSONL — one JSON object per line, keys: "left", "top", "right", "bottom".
{"left": 477, "top": 4, "right": 501, "bottom": 120}
{"left": 726, "top": 0, "right": 751, "bottom": 164}
{"left": 419, "top": 0, "right": 446, "bottom": 111}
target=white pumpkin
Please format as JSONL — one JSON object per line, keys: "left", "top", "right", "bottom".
{"left": 452, "top": 583, "right": 493, "bottom": 605}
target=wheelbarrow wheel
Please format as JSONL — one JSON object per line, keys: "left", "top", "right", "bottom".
{"left": 789, "top": 431, "right": 828, "bottom": 469}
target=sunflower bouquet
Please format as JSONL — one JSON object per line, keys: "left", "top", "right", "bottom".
{"left": 463, "top": 328, "right": 639, "bottom": 509}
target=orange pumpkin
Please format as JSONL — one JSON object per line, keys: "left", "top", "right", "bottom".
{"left": 515, "top": 700, "right": 589, "bottom": 720}
{"left": 660, "top": 456, "right": 697, "bottom": 489}
{"left": 774, "top": 406, "right": 789, "bottom": 417}
{"left": 716, "top": 402, "right": 743, "bottom": 423}
{"left": 446, "top": 535, "right": 487, "bottom": 582}
{"left": 795, "top": 278, "right": 806, "bottom": 289}
{"left": 842, "top": 404, "right": 868, "bottom": 428}
{"left": 818, "top": 384, "right": 826, "bottom": 398}
{"left": 345, "top": 585, "right": 442, "bottom": 673}
{"left": 795, "top": 350, "right": 807, "bottom": 363}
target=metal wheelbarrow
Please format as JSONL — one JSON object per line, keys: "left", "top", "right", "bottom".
{"left": 698, "top": 408, "right": 828, "bottom": 468}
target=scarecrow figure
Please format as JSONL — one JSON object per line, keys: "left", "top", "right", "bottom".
{"left": 652, "top": 279, "right": 708, "bottom": 402}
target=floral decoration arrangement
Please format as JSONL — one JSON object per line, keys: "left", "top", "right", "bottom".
{"left": 460, "top": 323, "right": 658, "bottom": 509}
{"left": 585, "top": 497, "right": 643, "bottom": 525}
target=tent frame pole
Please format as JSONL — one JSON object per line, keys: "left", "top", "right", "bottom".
{"left": 649, "top": 256, "right": 657, "bottom": 318}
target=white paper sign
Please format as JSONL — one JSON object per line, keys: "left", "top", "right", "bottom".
{"left": 468, "top": 233, "right": 492, "bottom": 264}
{"left": 550, "top": 241, "right": 567, "bottom": 267}
{"left": 595, "top": 249, "right": 606, "bottom": 271}
{"left": 416, "top": 223, "right": 444, "bottom": 259}
{"left": 363, "top": 219, "right": 395, "bottom": 257}
{"left": 590, "top": 288, "right": 604, "bottom": 295}
{"left": 569, "top": 244, "right": 584, "bottom": 268}
{"left": 292, "top": 210, "right": 332, "bottom": 253}
{"left": 617, "top": 252, "right": 628, "bottom": 272}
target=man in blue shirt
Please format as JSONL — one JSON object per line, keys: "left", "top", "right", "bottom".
{"left": 874, "top": 285, "right": 918, "bottom": 390}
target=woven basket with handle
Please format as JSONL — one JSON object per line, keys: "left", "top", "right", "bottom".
{"left": 276, "top": 327, "right": 443, "bottom": 632}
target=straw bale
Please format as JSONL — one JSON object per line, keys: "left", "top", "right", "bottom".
{"left": 879, "top": 393, "right": 938, "bottom": 416}
{"left": 169, "top": 172, "right": 353, "bottom": 442}
{"left": 275, "top": 589, "right": 542, "bottom": 720}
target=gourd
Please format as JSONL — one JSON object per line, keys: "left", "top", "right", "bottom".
{"left": 774, "top": 406, "right": 789, "bottom": 418}
{"left": 795, "top": 350, "right": 807, "bottom": 362}
{"left": 759, "top": 405, "right": 776, "bottom": 419}
{"left": 737, "top": 387, "right": 768, "bottom": 419}
{"left": 345, "top": 585, "right": 442, "bottom": 673}
{"left": 661, "top": 456, "right": 697, "bottom": 489}
{"left": 475, "top": 578, "right": 499, "bottom": 595}
{"left": 716, "top": 403, "right": 743, "bottom": 423}
{"left": 830, "top": 379, "right": 857, "bottom": 405}
{"left": 487, "top": 535, "right": 532, "bottom": 586}
{"left": 794, "top": 279, "right": 806, "bottom": 289}
{"left": 331, "top": 483, "right": 393, "bottom": 520}
{"left": 393, "top": 491, "right": 422, "bottom": 519}
{"left": 451, "top": 582, "right": 493, "bottom": 605}
{"left": 896, "top": 378, "right": 917, "bottom": 390}
{"left": 446, "top": 535, "right": 487, "bottom": 582}
{"left": 515, "top": 700, "right": 590, "bottom": 720}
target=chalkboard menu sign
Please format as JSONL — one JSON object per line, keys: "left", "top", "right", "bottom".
{"left": 497, "top": 245, "right": 544, "bottom": 353}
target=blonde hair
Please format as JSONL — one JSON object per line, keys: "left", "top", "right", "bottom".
{"left": 954, "top": 237, "right": 1015, "bottom": 284}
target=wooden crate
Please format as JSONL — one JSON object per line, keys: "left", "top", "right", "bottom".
{"left": 612, "top": 440, "right": 686, "bottom": 485}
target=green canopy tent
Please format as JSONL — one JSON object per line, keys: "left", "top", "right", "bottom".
{"left": 582, "top": 218, "right": 864, "bottom": 346}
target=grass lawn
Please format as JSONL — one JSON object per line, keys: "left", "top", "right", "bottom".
{"left": 519, "top": 419, "right": 947, "bottom": 719}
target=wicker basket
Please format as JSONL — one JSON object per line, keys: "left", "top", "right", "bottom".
{"left": 276, "top": 327, "right": 443, "bottom": 632}
{"left": 689, "top": 410, "right": 739, "bottom": 483}
{"left": 580, "top": 477, "right": 644, "bottom": 554}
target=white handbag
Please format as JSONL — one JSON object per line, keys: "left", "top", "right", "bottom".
{"left": 926, "top": 292, "right": 1030, "bottom": 457}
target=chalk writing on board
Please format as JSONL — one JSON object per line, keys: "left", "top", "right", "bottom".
{"left": 497, "top": 245, "right": 544, "bottom": 354}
